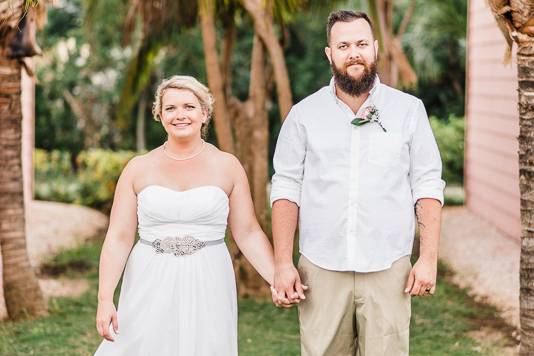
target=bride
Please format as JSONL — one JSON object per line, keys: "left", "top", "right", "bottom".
{"left": 94, "top": 75, "right": 280, "bottom": 355}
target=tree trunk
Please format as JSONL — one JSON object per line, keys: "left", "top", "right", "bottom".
{"left": 366, "top": 0, "right": 417, "bottom": 88}
{"left": 248, "top": 35, "right": 269, "bottom": 232}
{"left": 225, "top": 35, "right": 271, "bottom": 298}
{"left": 199, "top": 2, "right": 271, "bottom": 297}
{"left": 488, "top": 1, "right": 534, "bottom": 354}
{"left": 21, "top": 57, "right": 34, "bottom": 204}
{"left": 136, "top": 92, "right": 146, "bottom": 152}
{"left": 199, "top": 0, "right": 235, "bottom": 154}
{"left": 517, "top": 22, "right": 534, "bottom": 356}
{"left": 0, "top": 48, "right": 47, "bottom": 321}
{"left": 241, "top": 0, "right": 293, "bottom": 120}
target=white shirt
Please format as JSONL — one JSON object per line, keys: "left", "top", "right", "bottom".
{"left": 270, "top": 77, "right": 445, "bottom": 272}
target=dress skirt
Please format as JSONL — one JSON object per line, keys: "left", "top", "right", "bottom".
{"left": 94, "top": 240, "right": 238, "bottom": 356}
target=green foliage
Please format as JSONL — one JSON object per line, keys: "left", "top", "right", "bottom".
{"left": 36, "top": 0, "right": 131, "bottom": 151}
{"left": 34, "top": 149, "right": 136, "bottom": 211}
{"left": 76, "top": 149, "right": 138, "bottom": 211}
{"left": 400, "top": 0, "right": 467, "bottom": 118}
{"left": 34, "top": 150, "right": 80, "bottom": 204}
{"left": 430, "top": 115, "right": 465, "bottom": 185}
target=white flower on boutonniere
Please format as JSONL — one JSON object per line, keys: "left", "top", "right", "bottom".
{"left": 351, "top": 105, "right": 387, "bottom": 132}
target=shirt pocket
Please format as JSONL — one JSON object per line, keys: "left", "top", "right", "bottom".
{"left": 368, "top": 132, "right": 403, "bottom": 167}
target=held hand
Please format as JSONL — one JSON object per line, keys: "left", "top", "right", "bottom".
{"left": 96, "top": 300, "right": 119, "bottom": 341}
{"left": 404, "top": 256, "right": 437, "bottom": 297}
{"left": 273, "top": 263, "right": 308, "bottom": 307}
{"left": 270, "top": 285, "right": 291, "bottom": 308}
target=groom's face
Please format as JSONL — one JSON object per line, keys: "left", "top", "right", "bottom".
{"left": 325, "top": 19, "right": 378, "bottom": 84}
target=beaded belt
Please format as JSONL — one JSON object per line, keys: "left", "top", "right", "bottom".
{"left": 138, "top": 236, "right": 224, "bottom": 256}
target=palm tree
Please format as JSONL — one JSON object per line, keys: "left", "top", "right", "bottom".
{"left": 0, "top": 0, "right": 47, "bottom": 320}
{"left": 487, "top": 1, "right": 534, "bottom": 354}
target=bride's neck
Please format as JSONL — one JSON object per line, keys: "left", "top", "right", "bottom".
{"left": 165, "top": 136, "right": 204, "bottom": 155}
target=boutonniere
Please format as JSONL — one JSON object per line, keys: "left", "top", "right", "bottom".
{"left": 351, "top": 105, "right": 387, "bottom": 132}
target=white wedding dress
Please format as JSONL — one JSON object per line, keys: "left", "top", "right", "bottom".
{"left": 94, "top": 185, "right": 237, "bottom": 356}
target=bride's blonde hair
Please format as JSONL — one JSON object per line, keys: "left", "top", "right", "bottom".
{"left": 152, "top": 75, "right": 214, "bottom": 138}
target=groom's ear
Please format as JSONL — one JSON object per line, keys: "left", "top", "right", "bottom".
{"left": 325, "top": 47, "right": 332, "bottom": 65}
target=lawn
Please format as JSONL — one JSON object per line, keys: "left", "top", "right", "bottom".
{"left": 0, "top": 240, "right": 516, "bottom": 356}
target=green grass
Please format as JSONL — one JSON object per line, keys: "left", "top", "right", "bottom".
{"left": 0, "top": 240, "right": 516, "bottom": 356}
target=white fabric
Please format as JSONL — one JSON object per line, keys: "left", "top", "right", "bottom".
{"left": 94, "top": 185, "right": 237, "bottom": 356}
{"left": 270, "top": 76, "right": 445, "bottom": 273}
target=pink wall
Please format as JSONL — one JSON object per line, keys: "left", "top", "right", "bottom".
{"left": 465, "top": 0, "right": 520, "bottom": 239}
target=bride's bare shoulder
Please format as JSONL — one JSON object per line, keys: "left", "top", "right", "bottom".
{"left": 122, "top": 147, "right": 161, "bottom": 175}
{"left": 207, "top": 144, "right": 243, "bottom": 171}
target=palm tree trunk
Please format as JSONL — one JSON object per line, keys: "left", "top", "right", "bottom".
{"left": 366, "top": 0, "right": 417, "bottom": 88}
{"left": 21, "top": 57, "right": 35, "bottom": 203}
{"left": 248, "top": 35, "right": 269, "bottom": 232}
{"left": 517, "top": 26, "right": 534, "bottom": 356}
{"left": 241, "top": 0, "right": 293, "bottom": 120}
{"left": 229, "top": 37, "right": 272, "bottom": 297}
{"left": 199, "top": 0, "right": 236, "bottom": 154}
{"left": 0, "top": 48, "right": 47, "bottom": 320}
{"left": 136, "top": 92, "right": 146, "bottom": 152}
{"left": 488, "top": 1, "right": 534, "bottom": 354}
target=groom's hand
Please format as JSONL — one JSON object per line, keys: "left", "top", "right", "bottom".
{"left": 404, "top": 255, "right": 437, "bottom": 297}
{"left": 274, "top": 262, "right": 308, "bottom": 306}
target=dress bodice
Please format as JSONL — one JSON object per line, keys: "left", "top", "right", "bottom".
{"left": 137, "top": 185, "right": 229, "bottom": 241}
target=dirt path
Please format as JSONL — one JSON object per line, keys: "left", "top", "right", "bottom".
{"left": 440, "top": 206, "right": 519, "bottom": 328}
{"left": 439, "top": 206, "right": 520, "bottom": 354}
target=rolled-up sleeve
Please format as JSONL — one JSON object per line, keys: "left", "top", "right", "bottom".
{"left": 409, "top": 100, "right": 446, "bottom": 206}
{"left": 270, "top": 106, "right": 306, "bottom": 207}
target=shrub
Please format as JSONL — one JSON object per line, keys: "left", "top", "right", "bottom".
{"left": 429, "top": 115, "right": 464, "bottom": 186}
{"left": 76, "top": 150, "right": 137, "bottom": 211}
{"left": 35, "top": 149, "right": 136, "bottom": 212}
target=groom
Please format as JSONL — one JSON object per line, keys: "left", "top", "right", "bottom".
{"left": 270, "top": 10, "right": 445, "bottom": 356}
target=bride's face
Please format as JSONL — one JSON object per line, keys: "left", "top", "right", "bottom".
{"left": 160, "top": 88, "right": 207, "bottom": 139}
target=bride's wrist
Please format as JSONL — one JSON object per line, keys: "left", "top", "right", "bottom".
{"left": 98, "top": 294, "right": 114, "bottom": 303}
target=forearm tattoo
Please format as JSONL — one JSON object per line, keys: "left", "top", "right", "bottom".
{"left": 415, "top": 200, "right": 426, "bottom": 232}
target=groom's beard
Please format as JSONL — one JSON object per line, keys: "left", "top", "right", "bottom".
{"left": 331, "top": 58, "right": 377, "bottom": 97}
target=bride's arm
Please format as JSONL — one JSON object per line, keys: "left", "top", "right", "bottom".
{"left": 227, "top": 157, "right": 275, "bottom": 287}
{"left": 96, "top": 158, "right": 139, "bottom": 341}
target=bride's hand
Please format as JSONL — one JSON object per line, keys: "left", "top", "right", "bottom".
{"left": 96, "top": 300, "right": 119, "bottom": 341}
{"left": 270, "top": 285, "right": 294, "bottom": 308}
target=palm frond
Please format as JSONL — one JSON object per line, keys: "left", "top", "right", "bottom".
{"left": 115, "top": 34, "right": 163, "bottom": 130}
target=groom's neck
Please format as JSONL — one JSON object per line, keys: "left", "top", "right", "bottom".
{"left": 335, "top": 84, "right": 370, "bottom": 116}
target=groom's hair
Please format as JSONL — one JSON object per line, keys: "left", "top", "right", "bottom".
{"left": 326, "top": 10, "right": 374, "bottom": 45}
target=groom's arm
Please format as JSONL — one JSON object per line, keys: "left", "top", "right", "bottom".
{"left": 270, "top": 106, "right": 307, "bottom": 305}
{"left": 404, "top": 198, "right": 441, "bottom": 296}
{"left": 272, "top": 199, "right": 306, "bottom": 304}
{"left": 405, "top": 99, "right": 445, "bottom": 296}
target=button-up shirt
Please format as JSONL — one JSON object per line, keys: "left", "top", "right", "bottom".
{"left": 270, "top": 77, "right": 445, "bottom": 272}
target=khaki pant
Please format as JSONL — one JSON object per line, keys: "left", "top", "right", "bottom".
{"left": 297, "top": 255, "right": 411, "bottom": 356}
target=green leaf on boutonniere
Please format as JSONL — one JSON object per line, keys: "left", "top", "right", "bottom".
{"left": 351, "top": 118, "right": 370, "bottom": 126}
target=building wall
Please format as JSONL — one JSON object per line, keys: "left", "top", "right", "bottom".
{"left": 465, "top": 0, "right": 520, "bottom": 239}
